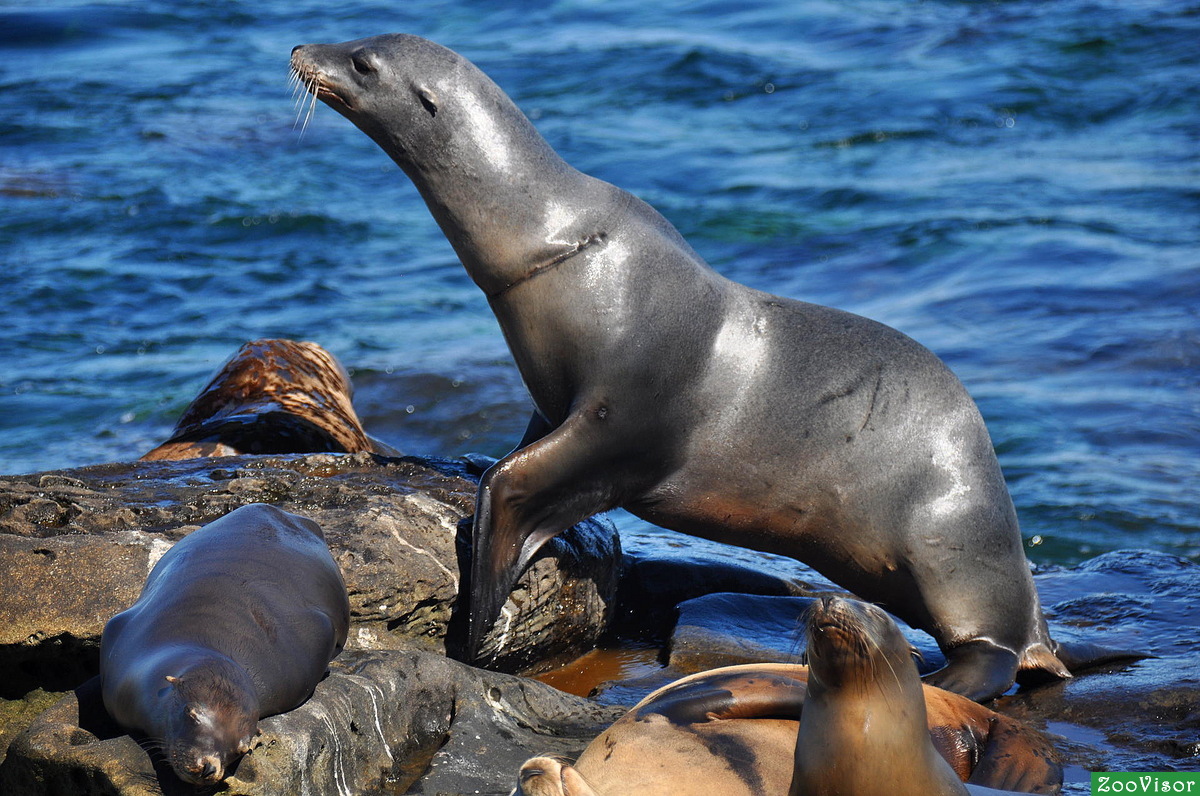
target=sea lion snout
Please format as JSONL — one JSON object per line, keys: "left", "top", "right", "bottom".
{"left": 514, "top": 755, "right": 597, "bottom": 796}
{"left": 804, "top": 595, "right": 916, "bottom": 690}
{"left": 183, "top": 755, "right": 222, "bottom": 785}
{"left": 806, "top": 595, "right": 877, "bottom": 640}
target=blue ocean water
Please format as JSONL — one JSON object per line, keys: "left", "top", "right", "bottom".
{"left": 1, "top": 0, "right": 1197, "bottom": 568}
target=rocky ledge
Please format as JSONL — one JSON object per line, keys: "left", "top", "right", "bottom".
{"left": 1, "top": 453, "right": 1197, "bottom": 795}
{"left": 0, "top": 452, "right": 620, "bottom": 695}
{"left": 1, "top": 648, "right": 626, "bottom": 796}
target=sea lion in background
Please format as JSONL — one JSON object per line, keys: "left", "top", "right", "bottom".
{"left": 512, "top": 597, "right": 1061, "bottom": 796}
{"left": 291, "top": 33, "right": 1129, "bottom": 700}
{"left": 141, "top": 338, "right": 399, "bottom": 460}
{"left": 100, "top": 503, "right": 350, "bottom": 785}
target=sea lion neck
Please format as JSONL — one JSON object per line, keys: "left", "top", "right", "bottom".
{"left": 795, "top": 597, "right": 969, "bottom": 796}
{"left": 796, "top": 675, "right": 966, "bottom": 796}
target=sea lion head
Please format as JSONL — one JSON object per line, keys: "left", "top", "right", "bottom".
{"left": 289, "top": 33, "right": 532, "bottom": 179}
{"left": 161, "top": 665, "right": 259, "bottom": 785}
{"left": 803, "top": 595, "right": 919, "bottom": 694}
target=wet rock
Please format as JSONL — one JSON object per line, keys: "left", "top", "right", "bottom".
{"left": 667, "top": 592, "right": 813, "bottom": 672}
{"left": 666, "top": 591, "right": 951, "bottom": 675}
{"left": 610, "top": 552, "right": 816, "bottom": 641}
{"left": 996, "top": 551, "right": 1200, "bottom": 791}
{"left": 0, "top": 453, "right": 620, "bottom": 699}
{"left": 0, "top": 648, "right": 626, "bottom": 796}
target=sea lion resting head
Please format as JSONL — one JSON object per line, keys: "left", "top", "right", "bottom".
{"left": 158, "top": 657, "right": 258, "bottom": 785}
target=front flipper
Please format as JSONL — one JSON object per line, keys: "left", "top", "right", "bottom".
{"left": 923, "top": 640, "right": 1021, "bottom": 702}
{"left": 635, "top": 668, "right": 807, "bottom": 725}
{"left": 466, "top": 407, "right": 635, "bottom": 662}
{"left": 965, "top": 713, "right": 1063, "bottom": 795}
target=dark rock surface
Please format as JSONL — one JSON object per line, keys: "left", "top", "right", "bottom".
{"left": 0, "top": 452, "right": 621, "bottom": 699}
{"left": 2, "top": 451, "right": 1196, "bottom": 795}
{"left": 610, "top": 554, "right": 816, "bottom": 642}
{"left": 0, "top": 648, "right": 626, "bottom": 796}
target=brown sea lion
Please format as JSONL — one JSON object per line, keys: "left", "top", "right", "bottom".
{"left": 99, "top": 503, "right": 350, "bottom": 785}
{"left": 291, "top": 33, "right": 1132, "bottom": 700}
{"left": 141, "top": 338, "right": 398, "bottom": 460}
{"left": 513, "top": 598, "right": 1061, "bottom": 795}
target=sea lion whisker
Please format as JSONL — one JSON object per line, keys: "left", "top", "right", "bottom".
{"left": 134, "top": 736, "right": 171, "bottom": 764}
{"left": 300, "top": 78, "right": 322, "bottom": 138}
{"left": 288, "top": 66, "right": 321, "bottom": 137}
{"left": 297, "top": 80, "right": 314, "bottom": 133}
{"left": 865, "top": 628, "right": 904, "bottom": 692}
{"left": 290, "top": 73, "right": 308, "bottom": 113}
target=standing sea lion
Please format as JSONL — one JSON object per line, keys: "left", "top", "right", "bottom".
{"left": 100, "top": 503, "right": 350, "bottom": 785}
{"left": 291, "top": 33, "right": 1126, "bottom": 700}
{"left": 511, "top": 596, "right": 1061, "bottom": 796}
{"left": 141, "top": 338, "right": 399, "bottom": 460}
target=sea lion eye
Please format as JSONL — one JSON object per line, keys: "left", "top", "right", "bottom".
{"left": 351, "top": 53, "right": 376, "bottom": 76}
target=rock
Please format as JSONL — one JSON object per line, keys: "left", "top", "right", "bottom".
{"left": 0, "top": 453, "right": 621, "bottom": 699}
{"left": 995, "top": 551, "right": 1200, "bottom": 787}
{"left": 667, "top": 592, "right": 815, "bottom": 672}
{"left": 665, "top": 591, "right": 951, "bottom": 675}
{"left": 0, "top": 690, "right": 61, "bottom": 771}
{"left": 610, "top": 552, "right": 816, "bottom": 642}
{"left": 0, "top": 648, "right": 626, "bottom": 796}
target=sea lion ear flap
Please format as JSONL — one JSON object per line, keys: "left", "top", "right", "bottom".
{"left": 415, "top": 85, "right": 439, "bottom": 117}
{"left": 909, "top": 646, "right": 925, "bottom": 665}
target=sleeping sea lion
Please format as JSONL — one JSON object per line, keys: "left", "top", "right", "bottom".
{"left": 100, "top": 503, "right": 350, "bottom": 785}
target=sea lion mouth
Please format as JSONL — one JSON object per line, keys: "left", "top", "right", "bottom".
{"left": 289, "top": 53, "right": 356, "bottom": 120}
{"left": 808, "top": 603, "right": 860, "bottom": 637}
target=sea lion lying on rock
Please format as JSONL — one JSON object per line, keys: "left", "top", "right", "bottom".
{"left": 100, "top": 503, "right": 350, "bottom": 785}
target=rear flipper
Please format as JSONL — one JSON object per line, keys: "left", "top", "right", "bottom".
{"left": 1015, "top": 639, "right": 1148, "bottom": 687}
{"left": 930, "top": 637, "right": 1147, "bottom": 700}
